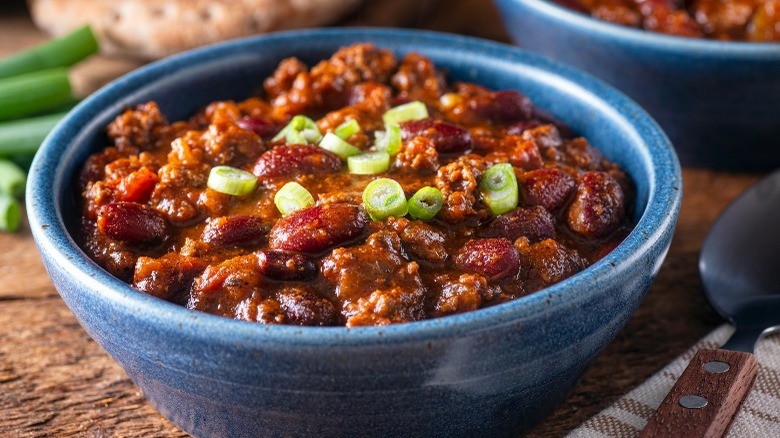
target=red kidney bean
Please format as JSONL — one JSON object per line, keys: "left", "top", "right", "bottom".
{"left": 482, "top": 206, "right": 556, "bottom": 243}
{"left": 567, "top": 171, "right": 625, "bottom": 238}
{"left": 269, "top": 203, "right": 368, "bottom": 254}
{"left": 455, "top": 238, "right": 520, "bottom": 280}
{"left": 133, "top": 253, "right": 207, "bottom": 300}
{"left": 257, "top": 250, "right": 317, "bottom": 281}
{"left": 236, "top": 116, "right": 282, "bottom": 140}
{"left": 201, "top": 215, "right": 266, "bottom": 248}
{"left": 473, "top": 90, "right": 533, "bottom": 123}
{"left": 506, "top": 119, "right": 541, "bottom": 136}
{"left": 252, "top": 145, "right": 342, "bottom": 178}
{"left": 277, "top": 286, "right": 338, "bottom": 326}
{"left": 519, "top": 168, "right": 576, "bottom": 211}
{"left": 400, "top": 118, "right": 474, "bottom": 154}
{"left": 97, "top": 202, "right": 169, "bottom": 246}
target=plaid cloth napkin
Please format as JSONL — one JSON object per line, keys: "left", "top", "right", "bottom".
{"left": 569, "top": 324, "right": 780, "bottom": 437}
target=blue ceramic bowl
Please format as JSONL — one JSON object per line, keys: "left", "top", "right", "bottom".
{"left": 27, "top": 28, "right": 681, "bottom": 437}
{"left": 494, "top": 0, "right": 780, "bottom": 171}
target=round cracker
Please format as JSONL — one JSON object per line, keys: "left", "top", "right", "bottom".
{"left": 29, "top": 0, "right": 363, "bottom": 60}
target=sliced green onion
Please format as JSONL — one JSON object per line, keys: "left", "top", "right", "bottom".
{"left": 383, "top": 100, "right": 429, "bottom": 125}
{"left": 0, "top": 25, "right": 99, "bottom": 79}
{"left": 362, "top": 178, "right": 408, "bottom": 221}
{"left": 408, "top": 186, "right": 443, "bottom": 221}
{"left": 479, "top": 163, "right": 519, "bottom": 215}
{"left": 319, "top": 132, "right": 361, "bottom": 160}
{"left": 0, "top": 160, "right": 27, "bottom": 198}
{"left": 207, "top": 166, "right": 257, "bottom": 196}
{"left": 0, "top": 111, "right": 68, "bottom": 158}
{"left": 274, "top": 182, "right": 315, "bottom": 216}
{"left": 347, "top": 151, "right": 390, "bottom": 175}
{"left": 272, "top": 115, "right": 322, "bottom": 144}
{"left": 333, "top": 119, "right": 360, "bottom": 140}
{"left": 0, "top": 68, "right": 72, "bottom": 121}
{"left": 374, "top": 123, "right": 402, "bottom": 156}
{"left": 0, "top": 193, "right": 21, "bottom": 233}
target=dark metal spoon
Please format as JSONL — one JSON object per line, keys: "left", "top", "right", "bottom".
{"left": 642, "top": 170, "right": 780, "bottom": 437}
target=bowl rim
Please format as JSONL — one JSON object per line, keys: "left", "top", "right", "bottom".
{"left": 27, "top": 27, "right": 681, "bottom": 347}
{"left": 498, "top": 0, "right": 780, "bottom": 55}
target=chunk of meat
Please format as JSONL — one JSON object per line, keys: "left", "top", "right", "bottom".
{"left": 151, "top": 163, "right": 210, "bottom": 225}
{"left": 394, "top": 136, "right": 439, "bottom": 174}
{"left": 567, "top": 171, "right": 625, "bottom": 238}
{"left": 253, "top": 145, "right": 342, "bottom": 179}
{"left": 391, "top": 52, "right": 446, "bottom": 101}
{"left": 385, "top": 217, "right": 448, "bottom": 265}
{"left": 482, "top": 206, "right": 556, "bottom": 242}
{"left": 434, "top": 156, "right": 488, "bottom": 223}
{"left": 431, "top": 273, "right": 500, "bottom": 316}
{"left": 322, "top": 231, "right": 426, "bottom": 326}
{"left": 106, "top": 102, "right": 170, "bottom": 152}
{"left": 515, "top": 238, "right": 586, "bottom": 291}
{"left": 269, "top": 203, "right": 368, "bottom": 254}
{"left": 133, "top": 253, "right": 207, "bottom": 300}
{"left": 454, "top": 238, "right": 520, "bottom": 281}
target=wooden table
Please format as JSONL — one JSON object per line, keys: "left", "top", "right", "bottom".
{"left": 0, "top": 1, "right": 762, "bottom": 436}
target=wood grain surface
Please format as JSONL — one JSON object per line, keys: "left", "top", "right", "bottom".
{"left": 0, "top": 1, "right": 763, "bottom": 436}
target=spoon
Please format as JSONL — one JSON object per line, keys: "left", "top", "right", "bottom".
{"left": 641, "top": 170, "right": 780, "bottom": 437}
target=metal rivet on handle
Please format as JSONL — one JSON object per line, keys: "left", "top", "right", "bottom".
{"left": 679, "top": 395, "right": 708, "bottom": 409}
{"left": 703, "top": 361, "right": 730, "bottom": 374}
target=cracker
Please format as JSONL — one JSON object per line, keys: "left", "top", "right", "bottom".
{"left": 29, "top": 0, "right": 363, "bottom": 59}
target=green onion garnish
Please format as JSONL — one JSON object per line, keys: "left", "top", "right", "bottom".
{"left": 0, "top": 25, "right": 99, "bottom": 80}
{"left": 319, "top": 132, "right": 361, "bottom": 160}
{"left": 272, "top": 115, "right": 322, "bottom": 145}
{"left": 347, "top": 151, "right": 390, "bottom": 175}
{"left": 274, "top": 182, "right": 315, "bottom": 216}
{"left": 0, "top": 68, "right": 72, "bottom": 121}
{"left": 333, "top": 119, "right": 360, "bottom": 140}
{"left": 374, "top": 123, "right": 402, "bottom": 156}
{"left": 0, "top": 111, "right": 68, "bottom": 158}
{"left": 0, "top": 193, "right": 21, "bottom": 233}
{"left": 383, "top": 100, "right": 429, "bottom": 125}
{"left": 407, "top": 186, "right": 443, "bottom": 221}
{"left": 0, "top": 160, "right": 27, "bottom": 198}
{"left": 207, "top": 166, "right": 257, "bottom": 196}
{"left": 479, "top": 163, "right": 519, "bottom": 215}
{"left": 362, "top": 178, "right": 408, "bottom": 221}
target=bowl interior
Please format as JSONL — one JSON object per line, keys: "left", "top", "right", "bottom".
{"left": 29, "top": 28, "right": 680, "bottom": 343}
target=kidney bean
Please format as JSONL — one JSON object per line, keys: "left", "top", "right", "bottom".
{"left": 473, "top": 90, "right": 533, "bottom": 123}
{"left": 269, "top": 203, "right": 368, "bottom": 254}
{"left": 133, "top": 253, "right": 207, "bottom": 300}
{"left": 252, "top": 145, "right": 342, "bottom": 178}
{"left": 277, "top": 286, "right": 338, "bottom": 326}
{"left": 201, "top": 215, "right": 266, "bottom": 248}
{"left": 482, "top": 206, "right": 556, "bottom": 243}
{"left": 257, "top": 250, "right": 317, "bottom": 281}
{"left": 236, "top": 116, "right": 282, "bottom": 139}
{"left": 506, "top": 120, "right": 541, "bottom": 136}
{"left": 519, "top": 168, "right": 576, "bottom": 211}
{"left": 567, "top": 171, "right": 625, "bottom": 238}
{"left": 97, "top": 202, "right": 169, "bottom": 246}
{"left": 455, "top": 238, "right": 520, "bottom": 280}
{"left": 400, "top": 118, "right": 474, "bottom": 154}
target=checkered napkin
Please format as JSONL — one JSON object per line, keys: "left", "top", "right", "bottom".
{"left": 568, "top": 325, "right": 780, "bottom": 437}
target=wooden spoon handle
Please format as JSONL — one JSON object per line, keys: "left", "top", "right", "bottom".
{"left": 640, "top": 348, "right": 758, "bottom": 438}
